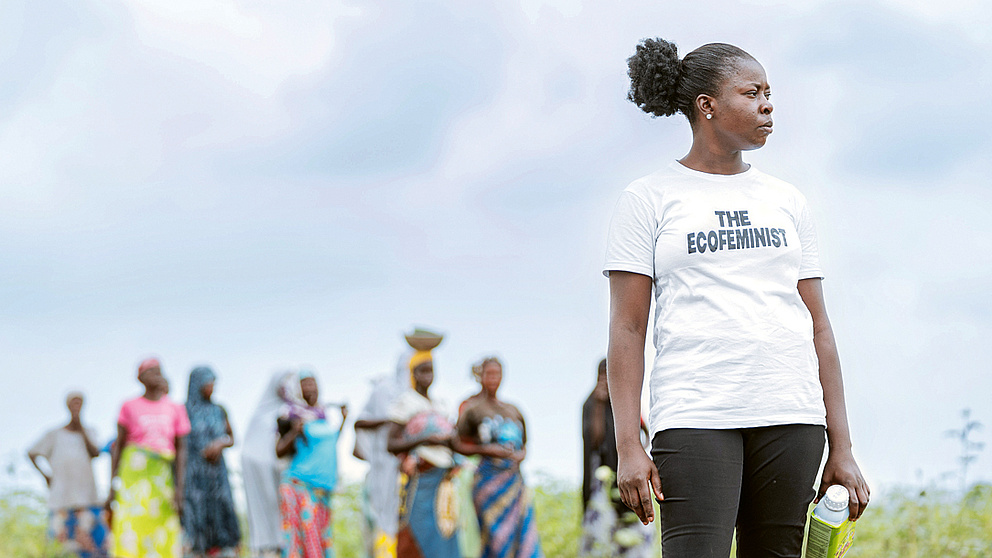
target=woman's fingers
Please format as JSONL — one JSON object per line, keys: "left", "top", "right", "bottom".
{"left": 618, "top": 453, "right": 658, "bottom": 525}
{"left": 851, "top": 479, "right": 870, "bottom": 520}
{"left": 651, "top": 463, "right": 665, "bottom": 502}
{"left": 619, "top": 480, "right": 649, "bottom": 523}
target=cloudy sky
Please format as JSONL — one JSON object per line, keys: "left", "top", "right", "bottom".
{"left": 2, "top": 0, "right": 990, "bottom": 495}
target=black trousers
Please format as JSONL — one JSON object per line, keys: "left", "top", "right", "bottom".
{"left": 651, "top": 424, "right": 826, "bottom": 558}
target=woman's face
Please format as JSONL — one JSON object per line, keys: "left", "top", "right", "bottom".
{"left": 300, "top": 377, "right": 319, "bottom": 405}
{"left": 413, "top": 361, "right": 434, "bottom": 391}
{"left": 138, "top": 367, "right": 165, "bottom": 391}
{"left": 481, "top": 362, "right": 502, "bottom": 396}
{"left": 708, "top": 58, "right": 774, "bottom": 151}
{"left": 200, "top": 381, "right": 214, "bottom": 401}
{"left": 66, "top": 396, "right": 83, "bottom": 417}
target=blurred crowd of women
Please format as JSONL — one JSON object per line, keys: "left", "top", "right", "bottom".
{"left": 27, "top": 329, "right": 638, "bottom": 558}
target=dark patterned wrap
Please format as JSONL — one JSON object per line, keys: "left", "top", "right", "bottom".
{"left": 183, "top": 366, "right": 242, "bottom": 552}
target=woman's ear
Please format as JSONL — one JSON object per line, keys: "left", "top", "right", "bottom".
{"left": 695, "top": 94, "right": 714, "bottom": 121}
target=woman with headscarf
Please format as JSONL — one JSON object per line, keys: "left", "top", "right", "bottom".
{"left": 276, "top": 370, "right": 347, "bottom": 558}
{"left": 108, "top": 358, "right": 190, "bottom": 558}
{"left": 353, "top": 350, "right": 410, "bottom": 558}
{"left": 387, "top": 336, "right": 461, "bottom": 558}
{"left": 243, "top": 371, "right": 298, "bottom": 557}
{"left": 182, "top": 366, "right": 241, "bottom": 557}
{"left": 454, "top": 357, "right": 542, "bottom": 558}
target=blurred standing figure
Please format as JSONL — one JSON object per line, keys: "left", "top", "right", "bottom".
{"left": 353, "top": 350, "right": 410, "bottom": 558}
{"left": 387, "top": 331, "right": 461, "bottom": 558}
{"left": 454, "top": 357, "right": 542, "bottom": 558}
{"left": 28, "top": 391, "right": 109, "bottom": 558}
{"left": 243, "top": 371, "right": 298, "bottom": 558}
{"left": 580, "top": 359, "right": 654, "bottom": 557}
{"left": 276, "top": 370, "right": 348, "bottom": 558}
{"left": 108, "top": 358, "right": 190, "bottom": 558}
{"left": 183, "top": 366, "right": 242, "bottom": 557}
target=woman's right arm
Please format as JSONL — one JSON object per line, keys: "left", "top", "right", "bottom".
{"left": 275, "top": 419, "right": 302, "bottom": 458}
{"left": 608, "top": 270, "right": 661, "bottom": 525}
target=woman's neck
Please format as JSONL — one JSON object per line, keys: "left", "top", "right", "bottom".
{"left": 680, "top": 137, "right": 749, "bottom": 175}
{"left": 143, "top": 390, "right": 164, "bottom": 401}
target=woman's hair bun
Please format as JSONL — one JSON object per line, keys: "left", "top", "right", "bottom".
{"left": 627, "top": 37, "right": 681, "bottom": 118}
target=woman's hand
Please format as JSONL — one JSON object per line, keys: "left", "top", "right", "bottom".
{"left": 173, "top": 490, "right": 184, "bottom": 518}
{"left": 104, "top": 488, "right": 116, "bottom": 512}
{"left": 201, "top": 441, "right": 223, "bottom": 463}
{"left": 510, "top": 448, "right": 525, "bottom": 464}
{"left": 616, "top": 444, "right": 663, "bottom": 525}
{"left": 818, "top": 448, "right": 869, "bottom": 521}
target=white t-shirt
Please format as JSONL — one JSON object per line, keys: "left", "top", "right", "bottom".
{"left": 604, "top": 161, "right": 827, "bottom": 435}
{"left": 28, "top": 426, "right": 100, "bottom": 510}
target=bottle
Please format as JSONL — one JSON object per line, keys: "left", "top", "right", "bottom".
{"left": 812, "top": 485, "right": 849, "bottom": 526}
{"left": 805, "top": 485, "right": 856, "bottom": 558}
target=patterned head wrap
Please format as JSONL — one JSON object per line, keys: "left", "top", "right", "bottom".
{"left": 186, "top": 366, "right": 217, "bottom": 410}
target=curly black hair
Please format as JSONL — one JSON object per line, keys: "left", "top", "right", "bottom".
{"left": 627, "top": 38, "right": 756, "bottom": 122}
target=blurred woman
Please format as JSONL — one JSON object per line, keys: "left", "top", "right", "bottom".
{"left": 183, "top": 366, "right": 241, "bottom": 557}
{"left": 108, "top": 358, "right": 190, "bottom": 558}
{"left": 243, "top": 371, "right": 298, "bottom": 558}
{"left": 580, "top": 359, "right": 653, "bottom": 557}
{"left": 353, "top": 351, "right": 409, "bottom": 558}
{"left": 454, "top": 357, "right": 542, "bottom": 558}
{"left": 28, "top": 391, "right": 108, "bottom": 558}
{"left": 387, "top": 346, "right": 460, "bottom": 558}
{"left": 276, "top": 370, "right": 347, "bottom": 558}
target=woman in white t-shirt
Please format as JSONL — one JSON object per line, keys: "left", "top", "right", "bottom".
{"left": 604, "top": 38, "right": 869, "bottom": 558}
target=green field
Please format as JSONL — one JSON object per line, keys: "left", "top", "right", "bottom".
{"left": 3, "top": 481, "right": 989, "bottom": 557}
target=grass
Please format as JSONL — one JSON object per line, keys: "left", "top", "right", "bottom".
{"left": 3, "top": 481, "right": 990, "bottom": 557}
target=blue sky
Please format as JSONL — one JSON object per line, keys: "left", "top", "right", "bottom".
{"left": 2, "top": 0, "right": 990, "bottom": 494}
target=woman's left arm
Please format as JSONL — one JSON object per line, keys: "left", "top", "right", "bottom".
{"left": 798, "top": 278, "right": 870, "bottom": 520}
{"left": 173, "top": 435, "right": 187, "bottom": 517}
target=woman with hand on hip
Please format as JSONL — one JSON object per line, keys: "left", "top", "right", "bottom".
{"left": 604, "top": 38, "right": 869, "bottom": 558}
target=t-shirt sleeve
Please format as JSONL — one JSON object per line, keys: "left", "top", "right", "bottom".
{"left": 174, "top": 404, "right": 192, "bottom": 437}
{"left": 117, "top": 401, "right": 133, "bottom": 431}
{"left": 28, "top": 429, "right": 55, "bottom": 458}
{"left": 603, "top": 189, "right": 656, "bottom": 278}
{"left": 388, "top": 395, "right": 411, "bottom": 424}
{"left": 795, "top": 197, "right": 823, "bottom": 280}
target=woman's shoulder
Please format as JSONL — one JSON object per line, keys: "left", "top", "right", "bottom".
{"left": 623, "top": 163, "right": 684, "bottom": 196}
{"left": 750, "top": 168, "right": 809, "bottom": 201}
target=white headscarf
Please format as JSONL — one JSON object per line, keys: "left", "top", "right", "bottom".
{"left": 241, "top": 370, "right": 296, "bottom": 552}
{"left": 353, "top": 349, "right": 412, "bottom": 542}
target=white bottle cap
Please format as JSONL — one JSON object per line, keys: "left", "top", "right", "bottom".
{"left": 823, "top": 485, "right": 850, "bottom": 512}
